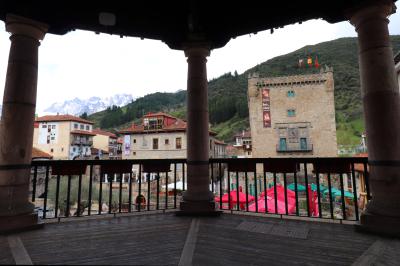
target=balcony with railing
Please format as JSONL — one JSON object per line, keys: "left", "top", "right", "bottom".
{"left": 14, "top": 157, "right": 397, "bottom": 264}
{"left": 276, "top": 143, "right": 313, "bottom": 152}
{"left": 70, "top": 138, "right": 93, "bottom": 146}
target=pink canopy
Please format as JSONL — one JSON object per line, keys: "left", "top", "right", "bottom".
{"left": 259, "top": 184, "right": 296, "bottom": 199}
{"left": 220, "top": 190, "right": 255, "bottom": 210}
{"left": 249, "top": 196, "right": 296, "bottom": 214}
{"left": 221, "top": 190, "right": 255, "bottom": 203}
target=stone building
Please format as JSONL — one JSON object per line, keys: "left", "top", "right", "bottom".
{"left": 248, "top": 70, "right": 337, "bottom": 158}
{"left": 33, "top": 114, "right": 95, "bottom": 159}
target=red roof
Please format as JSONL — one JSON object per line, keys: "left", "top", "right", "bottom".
{"left": 119, "top": 118, "right": 217, "bottom": 136}
{"left": 70, "top": 130, "right": 96, "bottom": 136}
{"left": 32, "top": 147, "right": 52, "bottom": 159}
{"left": 36, "top": 114, "right": 94, "bottom": 124}
{"left": 234, "top": 130, "right": 251, "bottom": 138}
{"left": 214, "top": 139, "right": 227, "bottom": 145}
{"left": 92, "top": 128, "right": 117, "bottom": 138}
{"left": 143, "top": 112, "right": 177, "bottom": 119}
{"left": 354, "top": 153, "right": 368, "bottom": 172}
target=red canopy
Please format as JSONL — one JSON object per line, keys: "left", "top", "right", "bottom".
{"left": 221, "top": 190, "right": 255, "bottom": 204}
{"left": 249, "top": 196, "right": 296, "bottom": 214}
{"left": 259, "top": 184, "right": 296, "bottom": 202}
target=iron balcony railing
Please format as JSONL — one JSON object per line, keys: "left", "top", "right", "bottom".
{"left": 276, "top": 143, "right": 313, "bottom": 152}
{"left": 30, "top": 157, "right": 369, "bottom": 222}
{"left": 71, "top": 139, "right": 93, "bottom": 146}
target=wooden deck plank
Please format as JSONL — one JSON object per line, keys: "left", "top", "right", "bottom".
{"left": 193, "top": 214, "right": 378, "bottom": 266}
{"left": 1, "top": 213, "right": 397, "bottom": 265}
{"left": 19, "top": 214, "right": 190, "bottom": 265}
{"left": 0, "top": 236, "right": 15, "bottom": 265}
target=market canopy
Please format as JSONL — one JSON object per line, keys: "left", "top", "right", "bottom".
{"left": 323, "top": 188, "right": 355, "bottom": 199}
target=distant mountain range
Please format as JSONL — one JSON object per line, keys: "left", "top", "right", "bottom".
{"left": 43, "top": 94, "right": 135, "bottom": 116}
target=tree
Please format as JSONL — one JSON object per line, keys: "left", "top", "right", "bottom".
{"left": 80, "top": 112, "right": 88, "bottom": 119}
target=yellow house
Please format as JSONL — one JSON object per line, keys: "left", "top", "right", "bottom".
{"left": 33, "top": 114, "right": 95, "bottom": 159}
{"left": 92, "top": 128, "right": 119, "bottom": 159}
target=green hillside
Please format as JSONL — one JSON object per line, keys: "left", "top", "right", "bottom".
{"left": 88, "top": 36, "right": 400, "bottom": 145}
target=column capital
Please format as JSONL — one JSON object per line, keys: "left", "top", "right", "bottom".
{"left": 5, "top": 14, "right": 48, "bottom": 40}
{"left": 184, "top": 43, "right": 211, "bottom": 58}
{"left": 346, "top": 0, "right": 396, "bottom": 28}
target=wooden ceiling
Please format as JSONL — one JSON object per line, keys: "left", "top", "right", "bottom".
{"left": 0, "top": 0, "right": 396, "bottom": 50}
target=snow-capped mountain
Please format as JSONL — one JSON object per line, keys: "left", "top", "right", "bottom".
{"left": 43, "top": 94, "right": 134, "bottom": 116}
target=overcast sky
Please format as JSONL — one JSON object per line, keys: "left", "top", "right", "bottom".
{"left": 0, "top": 4, "right": 399, "bottom": 115}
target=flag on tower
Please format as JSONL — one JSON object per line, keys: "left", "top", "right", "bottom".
{"left": 307, "top": 56, "right": 313, "bottom": 67}
{"left": 315, "top": 56, "right": 320, "bottom": 68}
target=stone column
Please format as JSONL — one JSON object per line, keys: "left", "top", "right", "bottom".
{"left": 0, "top": 14, "right": 47, "bottom": 233}
{"left": 179, "top": 44, "right": 217, "bottom": 215}
{"left": 348, "top": 0, "right": 400, "bottom": 236}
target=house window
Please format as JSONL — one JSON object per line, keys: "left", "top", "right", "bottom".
{"left": 287, "top": 109, "right": 296, "bottom": 117}
{"left": 153, "top": 138, "right": 159, "bottom": 149}
{"left": 80, "top": 124, "right": 84, "bottom": 130}
{"left": 176, "top": 137, "right": 182, "bottom": 149}
{"left": 165, "top": 139, "right": 169, "bottom": 145}
{"left": 86, "top": 125, "right": 90, "bottom": 130}
{"left": 61, "top": 147, "right": 64, "bottom": 152}
{"left": 74, "top": 123, "right": 78, "bottom": 129}
{"left": 300, "top": 138, "right": 308, "bottom": 150}
{"left": 42, "top": 125, "right": 47, "bottom": 128}
{"left": 133, "top": 151, "right": 136, "bottom": 156}
{"left": 52, "top": 125, "right": 56, "bottom": 129}
{"left": 50, "top": 148, "right": 54, "bottom": 153}
{"left": 133, "top": 139, "right": 136, "bottom": 144}
{"left": 279, "top": 138, "right": 287, "bottom": 151}
{"left": 73, "top": 147, "right": 76, "bottom": 152}
{"left": 287, "top": 90, "right": 295, "bottom": 97}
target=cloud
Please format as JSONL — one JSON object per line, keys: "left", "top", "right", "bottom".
{"left": 0, "top": 3, "right": 399, "bottom": 115}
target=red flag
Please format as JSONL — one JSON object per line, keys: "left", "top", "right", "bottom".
{"left": 315, "top": 56, "right": 320, "bottom": 68}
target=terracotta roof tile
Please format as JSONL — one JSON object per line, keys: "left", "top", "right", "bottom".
{"left": 32, "top": 147, "right": 52, "bottom": 159}
{"left": 234, "top": 130, "right": 251, "bottom": 138}
{"left": 143, "top": 112, "right": 177, "bottom": 119}
{"left": 92, "top": 128, "right": 117, "bottom": 138}
{"left": 214, "top": 139, "right": 227, "bottom": 145}
{"left": 119, "top": 118, "right": 217, "bottom": 136}
{"left": 36, "top": 114, "right": 94, "bottom": 124}
{"left": 70, "top": 130, "right": 96, "bottom": 136}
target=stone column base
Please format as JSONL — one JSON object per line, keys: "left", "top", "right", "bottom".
{"left": 0, "top": 213, "right": 44, "bottom": 235}
{"left": 176, "top": 200, "right": 222, "bottom": 216}
{"left": 355, "top": 211, "right": 400, "bottom": 238}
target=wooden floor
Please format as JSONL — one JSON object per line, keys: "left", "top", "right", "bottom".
{"left": 1, "top": 212, "right": 399, "bottom": 265}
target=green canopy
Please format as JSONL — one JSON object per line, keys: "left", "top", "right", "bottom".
{"left": 310, "top": 183, "right": 328, "bottom": 193}
{"left": 323, "top": 188, "right": 354, "bottom": 199}
{"left": 287, "top": 183, "right": 306, "bottom": 191}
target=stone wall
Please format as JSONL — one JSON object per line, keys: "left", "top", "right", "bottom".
{"left": 248, "top": 71, "right": 337, "bottom": 158}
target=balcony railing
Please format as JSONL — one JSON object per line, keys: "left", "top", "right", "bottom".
{"left": 71, "top": 139, "right": 93, "bottom": 146}
{"left": 276, "top": 143, "right": 313, "bottom": 152}
{"left": 30, "top": 157, "right": 369, "bottom": 222}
